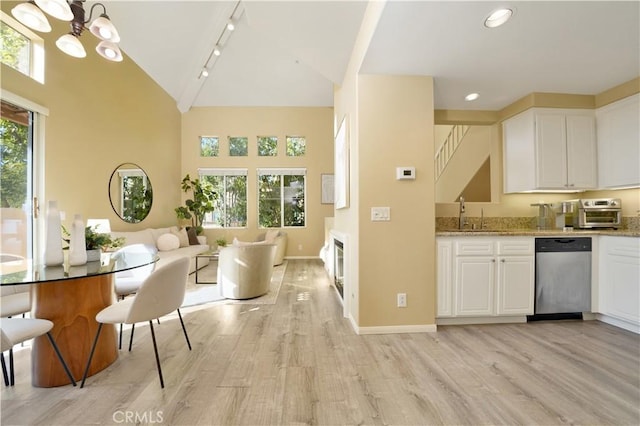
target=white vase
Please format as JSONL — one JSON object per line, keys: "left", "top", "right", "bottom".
{"left": 69, "top": 214, "right": 87, "bottom": 266}
{"left": 44, "top": 200, "right": 64, "bottom": 266}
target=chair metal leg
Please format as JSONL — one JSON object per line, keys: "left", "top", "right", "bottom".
{"left": 176, "top": 309, "right": 192, "bottom": 351}
{"left": 148, "top": 320, "right": 164, "bottom": 388}
{"left": 80, "top": 323, "right": 103, "bottom": 388}
{"left": 1, "top": 353, "right": 9, "bottom": 386}
{"left": 119, "top": 323, "right": 123, "bottom": 350}
{"left": 9, "top": 349, "right": 14, "bottom": 386}
{"left": 45, "top": 332, "right": 77, "bottom": 387}
{"left": 128, "top": 323, "right": 135, "bottom": 351}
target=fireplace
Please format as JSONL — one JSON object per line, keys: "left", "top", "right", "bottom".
{"left": 333, "top": 239, "right": 344, "bottom": 299}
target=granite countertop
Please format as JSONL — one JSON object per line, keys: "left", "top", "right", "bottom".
{"left": 436, "top": 228, "right": 640, "bottom": 237}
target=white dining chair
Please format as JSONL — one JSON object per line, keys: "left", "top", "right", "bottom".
{"left": 111, "top": 244, "right": 158, "bottom": 350}
{"left": 80, "top": 257, "right": 191, "bottom": 389}
{"left": 0, "top": 318, "right": 76, "bottom": 387}
{"left": 0, "top": 255, "right": 31, "bottom": 319}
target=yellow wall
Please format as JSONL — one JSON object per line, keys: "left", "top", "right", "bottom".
{"left": 180, "top": 107, "right": 334, "bottom": 257}
{"left": 358, "top": 74, "right": 435, "bottom": 328}
{"left": 0, "top": 3, "right": 181, "bottom": 233}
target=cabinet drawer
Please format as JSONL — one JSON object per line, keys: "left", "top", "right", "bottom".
{"left": 456, "top": 240, "right": 494, "bottom": 256}
{"left": 497, "top": 238, "right": 534, "bottom": 255}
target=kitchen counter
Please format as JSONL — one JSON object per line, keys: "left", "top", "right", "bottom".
{"left": 436, "top": 228, "right": 640, "bottom": 237}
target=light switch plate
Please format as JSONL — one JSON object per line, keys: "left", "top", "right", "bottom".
{"left": 371, "top": 207, "right": 390, "bottom": 221}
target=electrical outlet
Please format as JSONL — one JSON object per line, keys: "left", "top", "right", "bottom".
{"left": 397, "top": 293, "right": 407, "bottom": 308}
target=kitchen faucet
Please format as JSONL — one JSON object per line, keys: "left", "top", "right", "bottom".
{"left": 459, "top": 196, "right": 466, "bottom": 229}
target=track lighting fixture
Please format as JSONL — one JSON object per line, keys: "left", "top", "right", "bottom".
{"left": 11, "top": 0, "right": 123, "bottom": 62}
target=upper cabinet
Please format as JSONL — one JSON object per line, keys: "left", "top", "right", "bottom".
{"left": 596, "top": 94, "right": 640, "bottom": 189}
{"left": 503, "top": 108, "right": 597, "bottom": 193}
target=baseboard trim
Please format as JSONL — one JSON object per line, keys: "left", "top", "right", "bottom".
{"left": 437, "top": 316, "right": 527, "bottom": 325}
{"left": 596, "top": 314, "right": 640, "bottom": 334}
{"left": 284, "top": 256, "right": 320, "bottom": 260}
{"left": 355, "top": 324, "right": 437, "bottom": 335}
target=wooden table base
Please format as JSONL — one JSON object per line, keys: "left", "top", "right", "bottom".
{"left": 31, "top": 274, "right": 118, "bottom": 387}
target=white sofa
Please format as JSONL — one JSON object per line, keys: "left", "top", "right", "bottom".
{"left": 110, "top": 227, "right": 210, "bottom": 274}
{"left": 255, "top": 230, "right": 287, "bottom": 266}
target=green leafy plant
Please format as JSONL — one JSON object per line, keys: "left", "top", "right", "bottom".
{"left": 215, "top": 238, "right": 227, "bottom": 248}
{"left": 62, "top": 226, "right": 124, "bottom": 251}
{"left": 175, "top": 174, "right": 216, "bottom": 234}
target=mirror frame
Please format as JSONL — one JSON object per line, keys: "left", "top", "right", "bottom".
{"left": 108, "top": 162, "right": 153, "bottom": 223}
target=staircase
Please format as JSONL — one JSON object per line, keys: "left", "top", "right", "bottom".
{"left": 434, "top": 124, "right": 469, "bottom": 180}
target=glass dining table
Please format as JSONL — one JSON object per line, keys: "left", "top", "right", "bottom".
{"left": 0, "top": 251, "right": 158, "bottom": 387}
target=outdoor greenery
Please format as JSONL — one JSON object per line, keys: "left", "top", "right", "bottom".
{"left": 258, "top": 173, "right": 305, "bottom": 228}
{"left": 121, "top": 175, "right": 152, "bottom": 223}
{"left": 286, "top": 136, "right": 306, "bottom": 156}
{"left": 229, "top": 136, "right": 248, "bottom": 156}
{"left": 202, "top": 174, "right": 247, "bottom": 228}
{"left": 257, "top": 136, "right": 278, "bottom": 156}
{"left": 0, "top": 21, "right": 30, "bottom": 74}
{"left": 200, "top": 136, "right": 219, "bottom": 157}
{"left": 175, "top": 174, "right": 217, "bottom": 234}
{"left": 0, "top": 115, "right": 28, "bottom": 208}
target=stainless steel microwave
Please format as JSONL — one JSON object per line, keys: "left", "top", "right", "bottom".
{"left": 573, "top": 198, "right": 622, "bottom": 229}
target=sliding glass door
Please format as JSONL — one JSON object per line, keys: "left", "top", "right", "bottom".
{"left": 1, "top": 99, "right": 35, "bottom": 260}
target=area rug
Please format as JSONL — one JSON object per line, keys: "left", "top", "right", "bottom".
{"left": 182, "top": 261, "right": 287, "bottom": 307}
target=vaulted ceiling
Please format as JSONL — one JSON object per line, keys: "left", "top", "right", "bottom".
{"left": 103, "top": 1, "right": 639, "bottom": 113}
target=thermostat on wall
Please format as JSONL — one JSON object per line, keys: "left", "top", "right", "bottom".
{"left": 396, "top": 167, "right": 416, "bottom": 180}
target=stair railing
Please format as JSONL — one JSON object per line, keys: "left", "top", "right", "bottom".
{"left": 435, "top": 125, "right": 470, "bottom": 180}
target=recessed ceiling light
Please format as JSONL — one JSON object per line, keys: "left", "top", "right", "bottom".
{"left": 484, "top": 8, "right": 513, "bottom": 28}
{"left": 465, "top": 93, "right": 480, "bottom": 101}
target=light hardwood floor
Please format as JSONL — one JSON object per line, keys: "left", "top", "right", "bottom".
{"left": 2, "top": 259, "right": 639, "bottom": 425}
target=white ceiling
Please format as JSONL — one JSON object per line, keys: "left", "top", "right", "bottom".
{"left": 103, "top": 1, "right": 640, "bottom": 113}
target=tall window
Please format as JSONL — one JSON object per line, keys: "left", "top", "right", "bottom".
{"left": 0, "top": 12, "right": 44, "bottom": 83}
{"left": 200, "top": 168, "right": 247, "bottom": 228}
{"left": 258, "top": 168, "right": 306, "bottom": 228}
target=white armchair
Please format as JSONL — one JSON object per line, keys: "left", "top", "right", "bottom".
{"left": 217, "top": 244, "right": 277, "bottom": 299}
{"left": 255, "top": 231, "right": 287, "bottom": 266}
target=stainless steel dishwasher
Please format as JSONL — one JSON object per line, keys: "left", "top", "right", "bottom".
{"left": 529, "top": 237, "right": 592, "bottom": 321}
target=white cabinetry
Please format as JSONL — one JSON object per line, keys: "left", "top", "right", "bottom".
{"left": 437, "top": 237, "right": 534, "bottom": 322}
{"left": 503, "top": 108, "right": 597, "bottom": 193}
{"left": 597, "top": 236, "right": 640, "bottom": 333}
{"left": 596, "top": 94, "right": 640, "bottom": 188}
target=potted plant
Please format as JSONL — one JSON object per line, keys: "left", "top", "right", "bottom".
{"left": 63, "top": 226, "right": 124, "bottom": 262}
{"left": 215, "top": 238, "right": 227, "bottom": 251}
{"left": 175, "top": 174, "right": 216, "bottom": 234}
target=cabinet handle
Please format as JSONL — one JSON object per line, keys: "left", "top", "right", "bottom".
{"left": 492, "top": 259, "right": 496, "bottom": 263}
{"left": 501, "top": 259, "right": 505, "bottom": 263}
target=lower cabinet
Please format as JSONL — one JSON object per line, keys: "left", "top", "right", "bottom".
{"left": 437, "top": 237, "right": 534, "bottom": 320}
{"left": 597, "top": 236, "right": 640, "bottom": 332}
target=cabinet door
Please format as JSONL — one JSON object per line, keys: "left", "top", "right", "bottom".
{"left": 437, "top": 240, "right": 453, "bottom": 317}
{"left": 596, "top": 94, "right": 640, "bottom": 188}
{"left": 535, "top": 112, "right": 567, "bottom": 188}
{"left": 600, "top": 237, "right": 640, "bottom": 324}
{"left": 496, "top": 256, "right": 534, "bottom": 315}
{"left": 503, "top": 110, "right": 536, "bottom": 193}
{"left": 455, "top": 256, "right": 494, "bottom": 316}
{"left": 566, "top": 114, "right": 597, "bottom": 189}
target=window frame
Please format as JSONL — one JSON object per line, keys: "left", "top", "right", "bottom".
{"left": 199, "top": 167, "right": 248, "bottom": 229}
{"left": 199, "top": 136, "right": 219, "bottom": 157}
{"left": 0, "top": 11, "right": 45, "bottom": 83}
{"left": 257, "top": 167, "right": 307, "bottom": 229}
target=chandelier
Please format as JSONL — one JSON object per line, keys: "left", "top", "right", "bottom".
{"left": 11, "top": 0, "right": 122, "bottom": 62}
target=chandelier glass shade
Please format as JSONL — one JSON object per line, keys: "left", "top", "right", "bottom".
{"left": 11, "top": 0, "right": 123, "bottom": 62}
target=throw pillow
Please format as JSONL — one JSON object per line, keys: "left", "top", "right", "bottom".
{"left": 171, "top": 226, "right": 190, "bottom": 248}
{"left": 157, "top": 233, "right": 180, "bottom": 251}
{"left": 186, "top": 227, "right": 199, "bottom": 245}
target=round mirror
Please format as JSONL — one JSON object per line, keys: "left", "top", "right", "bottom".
{"left": 108, "top": 163, "right": 153, "bottom": 223}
